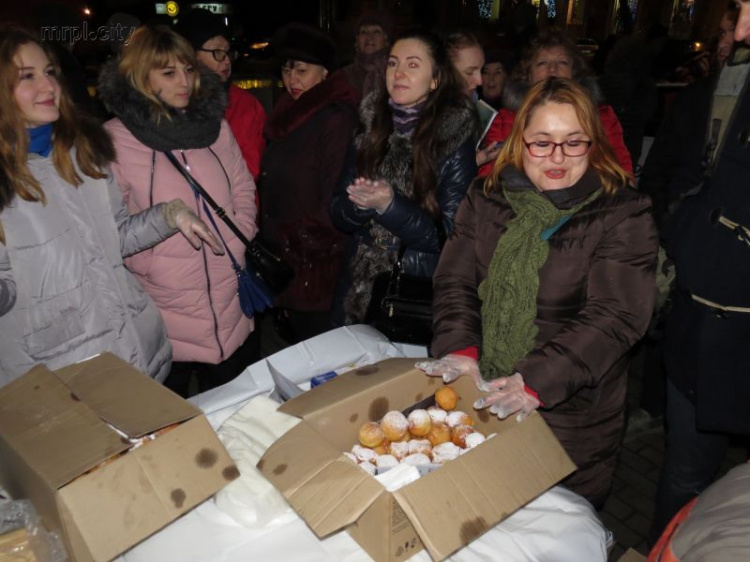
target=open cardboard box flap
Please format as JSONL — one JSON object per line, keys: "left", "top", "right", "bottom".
{"left": 260, "top": 422, "right": 384, "bottom": 537}
{"left": 0, "top": 363, "right": 131, "bottom": 489}
{"left": 54, "top": 353, "right": 200, "bottom": 437}
{"left": 392, "top": 414, "right": 576, "bottom": 561}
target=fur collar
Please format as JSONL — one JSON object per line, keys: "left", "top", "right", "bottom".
{"left": 98, "top": 59, "right": 227, "bottom": 151}
{"left": 358, "top": 91, "right": 479, "bottom": 163}
{"left": 264, "top": 70, "right": 359, "bottom": 140}
{"left": 501, "top": 76, "right": 604, "bottom": 111}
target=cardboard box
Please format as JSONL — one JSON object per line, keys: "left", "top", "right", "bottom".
{"left": 258, "top": 358, "right": 576, "bottom": 561}
{"left": 0, "top": 353, "right": 238, "bottom": 562}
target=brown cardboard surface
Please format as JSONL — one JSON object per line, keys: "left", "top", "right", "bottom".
{"left": 393, "top": 414, "right": 576, "bottom": 560}
{"left": 54, "top": 354, "right": 199, "bottom": 438}
{"left": 259, "top": 358, "right": 576, "bottom": 562}
{"left": 0, "top": 353, "right": 237, "bottom": 562}
{"left": 0, "top": 365, "right": 130, "bottom": 488}
{"left": 260, "top": 423, "right": 383, "bottom": 536}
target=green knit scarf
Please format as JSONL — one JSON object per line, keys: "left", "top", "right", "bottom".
{"left": 478, "top": 186, "right": 600, "bottom": 380}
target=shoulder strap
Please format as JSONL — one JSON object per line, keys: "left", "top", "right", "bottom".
{"left": 163, "top": 150, "right": 251, "bottom": 248}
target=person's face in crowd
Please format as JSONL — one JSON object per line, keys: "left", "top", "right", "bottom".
{"left": 529, "top": 46, "right": 572, "bottom": 84}
{"left": 197, "top": 35, "right": 232, "bottom": 83}
{"left": 734, "top": 0, "right": 750, "bottom": 44}
{"left": 148, "top": 59, "right": 194, "bottom": 109}
{"left": 386, "top": 38, "right": 438, "bottom": 108}
{"left": 522, "top": 102, "right": 590, "bottom": 191}
{"left": 281, "top": 60, "right": 328, "bottom": 100}
{"left": 357, "top": 24, "right": 388, "bottom": 55}
{"left": 452, "top": 45, "right": 484, "bottom": 98}
{"left": 481, "top": 61, "right": 507, "bottom": 101}
{"left": 14, "top": 42, "right": 61, "bottom": 127}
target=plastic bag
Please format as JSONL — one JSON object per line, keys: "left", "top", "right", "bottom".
{"left": 0, "top": 500, "right": 67, "bottom": 562}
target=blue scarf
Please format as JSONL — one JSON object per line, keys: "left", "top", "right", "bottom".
{"left": 27, "top": 124, "right": 54, "bottom": 157}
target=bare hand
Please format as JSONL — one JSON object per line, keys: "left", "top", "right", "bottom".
{"left": 476, "top": 142, "right": 502, "bottom": 167}
{"left": 346, "top": 177, "right": 394, "bottom": 213}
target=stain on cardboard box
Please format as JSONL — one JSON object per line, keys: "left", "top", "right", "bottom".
{"left": 355, "top": 366, "right": 379, "bottom": 376}
{"left": 273, "top": 464, "right": 287, "bottom": 475}
{"left": 349, "top": 413, "right": 359, "bottom": 424}
{"left": 460, "top": 517, "right": 488, "bottom": 544}
{"left": 195, "top": 448, "right": 218, "bottom": 468}
{"left": 369, "top": 397, "right": 389, "bottom": 421}
{"left": 222, "top": 466, "right": 240, "bottom": 481}
{"left": 171, "top": 489, "right": 186, "bottom": 508}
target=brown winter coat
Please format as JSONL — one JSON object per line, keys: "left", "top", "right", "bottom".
{"left": 432, "top": 172, "right": 658, "bottom": 507}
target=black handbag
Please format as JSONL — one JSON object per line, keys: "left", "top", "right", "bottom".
{"left": 164, "top": 151, "right": 294, "bottom": 296}
{"left": 365, "top": 245, "right": 433, "bottom": 346}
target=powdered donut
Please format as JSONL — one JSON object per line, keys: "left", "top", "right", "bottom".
{"left": 402, "top": 453, "right": 431, "bottom": 466}
{"left": 407, "top": 409, "right": 432, "bottom": 437}
{"left": 426, "top": 421, "right": 451, "bottom": 446}
{"left": 389, "top": 440, "right": 410, "bottom": 461}
{"left": 435, "top": 386, "right": 458, "bottom": 410}
{"left": 358, "top": 421, "right": 385, "bottom": 448}
{"left": 446, "top": 410, "right": 474, "bottom": 429}
{"left": 381, "top": 411, "right": 409, "bottom": 442}
{"left": 427, "top": 406, "right": 448, "bottom": 425}
{"left": 352, "top": 444, "right": 378, "bottom": 463}
{"left": 407, "top": 439, "right": 432, "bottom": 456}
{"left": 432, "top": 442, "right": 461, "bottom": 464}
{"left": 465, "top": 432, "right": 486, "bottom": 448}
{"left": 451, "top": 424, "right": 475, "bottom": 448}
{"left": 376, "top": 454, "right": 399, "bottom": 470}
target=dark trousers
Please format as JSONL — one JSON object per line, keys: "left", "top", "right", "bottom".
{"left": 649, "top": 379, "right": 729, "bottom": 545}
{"left": 164, "top": 330, "right": 261, "bottom": 398}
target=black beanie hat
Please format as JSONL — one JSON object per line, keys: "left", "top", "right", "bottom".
{"left": 273, "top": 23, "right": 337, "bottom": 70}
{"left": 175, "top": 8, "right": 229, "bottom": 50}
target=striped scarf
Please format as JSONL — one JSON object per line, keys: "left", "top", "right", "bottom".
{"left": 388, "top": 98, "right": 425, "bottom": 136}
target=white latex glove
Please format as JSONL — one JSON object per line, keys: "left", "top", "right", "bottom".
{"left": 346, "top": 177, "right": 394, "bottom": 213}
{"left": 473, "top": 372, "right": 540, "bottom": 422}
{"left": 163, "top": 199, "right": 224, "bottom": 254}
{"left": 416, "top": 354, "right": 490, "bottom": 390}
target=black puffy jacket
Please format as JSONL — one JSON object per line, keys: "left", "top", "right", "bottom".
{"left": 329, "top": 93, "right": 479, "bottom": 323}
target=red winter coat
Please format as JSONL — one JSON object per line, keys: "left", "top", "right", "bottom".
{"left": 226, "top": 85, "right": 266, "bottom": 179}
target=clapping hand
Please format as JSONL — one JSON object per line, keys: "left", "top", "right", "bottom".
{"left": 346, "top": 177, "right": 394, "bottom": 213}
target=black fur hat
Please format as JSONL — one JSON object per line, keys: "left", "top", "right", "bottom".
{"left": 273, "top": 23, "right": 337, "bottom": 70}
{"left": 175, "top": 8, "right": 229, "bottom": 50}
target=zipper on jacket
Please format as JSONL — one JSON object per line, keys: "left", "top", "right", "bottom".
{"left": 181, "top": 151, "right": 225, "bottom": 361}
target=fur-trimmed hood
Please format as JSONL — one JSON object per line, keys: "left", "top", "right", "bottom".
{"left": 98, "top": 58, "right": 227, "bottom": 151}
{"left": 358, "top": 91, "right": 479, "bottom": 164}
{"left": 501, "top": 75, "right": 605, "bottom": 112}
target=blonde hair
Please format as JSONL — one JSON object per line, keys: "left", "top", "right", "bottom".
{"left": 117, "top": 25, "right": 200, "bottom": 122}
{"left": 0, "top": 26, "right": 113, "bottom": 229}
{"left": 486, "top": 77, "right": 630, "bottom": 195}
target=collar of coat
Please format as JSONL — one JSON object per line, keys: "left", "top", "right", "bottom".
{"left": 98, "top": 59, "right": 227, "bottom": 151}
{"left": 500, "top": 164, "right": 602, "bottom": 210}
{"left": 358, "top": 90, "right": 480, "bottom": 163}
{"left": 264, "top": 70, "right": 359, "bottom": 140}
{"left": 501, "top": 75, "right": 605, "bottom": 112}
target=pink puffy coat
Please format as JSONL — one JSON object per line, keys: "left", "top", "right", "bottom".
{"left": 106, "top": 119, "right": 257, "bottom": 364}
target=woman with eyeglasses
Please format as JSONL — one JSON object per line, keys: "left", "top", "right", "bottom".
{"left": 418, "top": 78, "right": 658, "bottom": 509}
{"left": 176, "top": 8, "right": 266, "bottom": 179}
{"left": 478, "top": 28, "right": 632, "bottom": 178}
{"left": 98, "top": 25, "right": 260, "bottom": 397}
